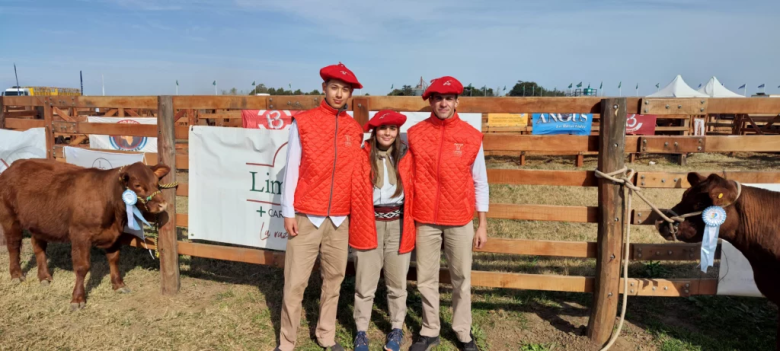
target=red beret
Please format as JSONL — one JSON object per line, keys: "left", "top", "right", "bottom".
{"left": 422, "top": 76, "right": 463, "bottom": 100}
{"left": 319, "top": 62, "right": 363, "bottom": 89}
{"left": 365, "top": 110, "right": 407, "bottom": 132}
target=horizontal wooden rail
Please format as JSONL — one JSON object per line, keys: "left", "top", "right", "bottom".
{"left": 487, "top": 204, "right": 597, "bottom": 222}
{"left": 5, "top": 118, "right": 45, "bottom": 130}
{"left": 487, "top": 169, "right": 599, "bottom": 186}
{"left": 636, "top": 171, "right": 780, "bottom": 188}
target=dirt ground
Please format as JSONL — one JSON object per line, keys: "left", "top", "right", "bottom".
{"left": 0, "top": 152, "right": 778, "bottom": 350}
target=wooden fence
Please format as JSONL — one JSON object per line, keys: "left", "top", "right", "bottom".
{"left": 3, "top": 95, "right": 780, "bottom": 345}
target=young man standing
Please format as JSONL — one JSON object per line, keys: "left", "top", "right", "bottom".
{"left": 276, "top": 63, "right": 364, "bottom": 351}
{"left": 407, "top": 76, "right": 489, "bottom": 351}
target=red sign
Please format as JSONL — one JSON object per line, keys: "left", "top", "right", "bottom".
{"left": 242, "top": 110, "right": 302, "bottom": 130}
{"left": 625, "top": 114, "right": 657, "bottom": 135}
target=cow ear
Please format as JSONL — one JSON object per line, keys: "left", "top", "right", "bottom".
{"left": 150, "top": 164, "right": 170, "bottom": 179}
{"left": 707, "top": 176, "right": 736, "bottom": 206}
{"left": 686, "top": 172, "right": 707, "bottom": 187}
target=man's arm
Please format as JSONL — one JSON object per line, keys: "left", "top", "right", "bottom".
{"left": 472, "top": 142, "right": 488, "bottom": 248}
{"left": 281, "top": 121, "right": 302, "bottom": 236}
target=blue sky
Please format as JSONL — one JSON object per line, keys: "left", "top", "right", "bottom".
{"left": 1, "top": 0, "right": 779, "bottom": 96}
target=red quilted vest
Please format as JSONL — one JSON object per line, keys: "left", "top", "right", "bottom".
{"left": 293, "top": 100, "right": 364, "bottom": 216}
{"left": 407, "top": 113, "right": 483, "bottom": 226}
{"left": 349, "top": 142, "right": 416, "bottom": 254}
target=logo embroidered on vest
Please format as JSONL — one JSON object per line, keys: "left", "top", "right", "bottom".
{"left": 345, "top": 135, "right": 353, "bottom": 146}
{"left": 453, "top": 143, "right": 463, "bottom": 157}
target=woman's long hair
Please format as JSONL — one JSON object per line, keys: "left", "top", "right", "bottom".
{"left": 368, "top": 128, "right": 404, "bottom": 199}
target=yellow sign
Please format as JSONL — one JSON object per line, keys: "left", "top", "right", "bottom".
{"left": 487, "top": 113, "right": 528, "bottom": 127}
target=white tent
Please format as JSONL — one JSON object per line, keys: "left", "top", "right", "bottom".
{"left": 647, "top": 75, "right": 709, "bottom": 98}
{"left": 697, "top": 77, "right": 744, "bottom": 98}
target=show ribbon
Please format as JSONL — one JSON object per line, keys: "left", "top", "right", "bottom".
{"left": 701, "top": 206, "right": 727, "bottom": 273}
{"left": 122, "top": 189, "right": 154, "bottom": 259}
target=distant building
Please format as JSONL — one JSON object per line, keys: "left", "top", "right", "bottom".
{"left": 412, "top": 76, "right": 428, "bottom": 96}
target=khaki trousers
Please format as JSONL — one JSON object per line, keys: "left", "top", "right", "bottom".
{"left": 415, "top": 222, "right": 474, "bottom": 343}
{"left": 279, "top": 214, "right": 350, "bottom": 350}
{"left": 353, "top": 218, "right": 412, "bottom": 331}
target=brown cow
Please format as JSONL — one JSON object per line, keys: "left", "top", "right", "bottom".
{"left": 657, "top": 172, "right": 780, "bottom": 349}
{"left": 0, "top": 159, "right": 170, "bottom": 310}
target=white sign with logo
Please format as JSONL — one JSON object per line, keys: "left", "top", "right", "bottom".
{"left": 715, "top": 183, "right": 778, "bottom": 297}
{"left": 188, "top": 126, "right": 290, "bottom": 251}
{"left": 63, "top": 146, "right": 145, "bottom": 170}
{"left": 87, "top": 116, "right": 158, "bottom": 153}
{"left": 0, "top": 127, "right": 47, "bottom": 174}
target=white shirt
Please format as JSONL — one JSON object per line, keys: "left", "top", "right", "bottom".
{"left": 280, "top": 121, "right": 347, "bottom": 228}
{"left": 473, "top": 143, "right": 489, "bottom": 212}
{"left": 373, "top": 155, "right": 405, "bottom": 206}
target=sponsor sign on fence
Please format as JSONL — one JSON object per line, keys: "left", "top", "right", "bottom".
{"left": 87, "top": 116, "right": 158, "bottom": 153}
{"left": 531, "top": 113, "right": 593, "bottom": 135}
{"left": 625, "top": 114, "right": 657, "bottom": 135}
{"left": 188, "top": 126, "right": 290, "bottom": 251}
{"left": 63, "top": 146, "right": 145, "bottom": 169}
{"left": 487, "top": 113, "right": 529, "bottom": 127}
{"left": 0, "top": 127, "right": 46, "bottom": 174}
{"left": 242, "top": 110, "right": 299, "bottom": 130}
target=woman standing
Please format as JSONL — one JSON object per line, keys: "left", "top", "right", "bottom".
{"left": 349, "top": 110, "right": 415, "bottom": 351}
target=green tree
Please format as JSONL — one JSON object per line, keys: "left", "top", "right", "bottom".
{"left": 388, "top": 85, "right": 415, "bottom": 96}
{"left": 507, "top": 81, "right": 565, "bottom": 97}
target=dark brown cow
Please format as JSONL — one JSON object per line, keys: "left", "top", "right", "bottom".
{"left": 0, "top": 159, "right": 170, "bottom": 310}
{"left": 657, "top": 172, "right": 780, "bottom": 349}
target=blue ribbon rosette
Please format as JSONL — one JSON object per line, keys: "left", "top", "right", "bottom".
{"left": 122, "top": 189, "right": 154, "bottom": 258}
{"left": 700, "top": 206, "right": 727, "bottom": 272}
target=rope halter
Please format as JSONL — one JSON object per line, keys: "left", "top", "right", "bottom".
{"left": 118, "top": 165, "right": 179, "bottom": 208}
{"left": 593, "top": 167, "right": 742, "bottom": 241}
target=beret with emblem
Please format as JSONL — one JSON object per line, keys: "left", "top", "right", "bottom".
{"left": 365, "top": 110, "right": 407, "bottom": 132}
{"left": 422, "top": 76, "right": 464, "bottom": 100}
{"left": 319, "top": 62, "right": 363, "bottom": 89}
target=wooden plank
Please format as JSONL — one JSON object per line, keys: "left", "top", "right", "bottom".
{"left": 641, "top": 98, "right": 708, "bottom": 115}
{"left": 177, "top": 183, "right": 189, "bottom": 197}
{"left": 52, "top": 106, "right": 75, "bottom": 122}
{"left": 2, "top": 96, "right": 45, "bottom": 106}
{"left": 487, "top": 204, "right": 597, "bottom": 223}
{"left": 471, "top": 271, "right": 592, "bottom": 292}
{"left": 366, "top": 96, "right": 643, "bottom": 114}
{"left": 68, "top": 135, "right": 87, "bottom": 145}
{"left": 51, "top": 121, "right": 157, "bottom": 137}
{"left": 639, "top": 136, "right": 705, "bottom": 153}
{"left": 199, "top": 111, "right": 242, "bottom": 119}
{"left": 173, "top": 95, "right": 269, "bottom": 110}
{"left": 708, "top": 98, "right": 780, "bottom": 114}
{"left": 125, "top": 109, "right": 140, "bottom": 117}
{"left": 589, "top": 98, "right": 627, "bottom": 345}
{"left": 475, "top": 238, "right": 596, "bottom": 258}
{"left": 629, "top": 243, "right": 716, "bottom": 261}
{"left": 4, "top": 110, "right": 37, "bottom": 118}
{"left": 484, "top": 135, "right": 597, "bottom": 152}
{"left": 43, "top": 101, "right": 53, "bottom": 160}
{"left": 176, "top": 241, "right": 285, "bottom": 267}
{"left": 707, "top": 136, "right": 780, "bottom": 152}
{"left": 157, "top": 96, "right": 180, "bottom": 295}
{"left": 620, "top": 278, "right": 717, "bottom": 296}
{"left": 4, "top": 118, "right": 45, "bottom": 130}
{"left": 487, "top": 169, "right": 598, "bottom": 186}
{"left": 175, "top": 125, "right": 189, "bottom": 139}
{"left": 267, "top": 95, "right": 322, "bottom": 110}
{"left": 635, "top": 171, "right": 780, "bottom": 188}
{"left": 176, "top": 213, "right": 188, "bottom": 228}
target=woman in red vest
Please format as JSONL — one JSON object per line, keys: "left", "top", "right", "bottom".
{"left": 349, "top": 110, "right": 415, "bottom": 351}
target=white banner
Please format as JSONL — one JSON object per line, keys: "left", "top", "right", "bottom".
{"left": 0, "top": 128, "right": 47, "bottom": 174}
{"left": 188, "top": 126, "right": 290, "bottom": 251}
{"left": 716, "top": 183, "right": 778, "bottom": 297}
{"left": 87, "top": 116, "right": 158, "bottom": 153}
{"left": 63, "top": 146, "right": 145, "bottom": 169}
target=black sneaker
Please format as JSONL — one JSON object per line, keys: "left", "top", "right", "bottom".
{"left": 409, "top": 335, "right": 440, "bottom": 351}
{"left": 460, "top": 333, "right": 479, "bottom": 351}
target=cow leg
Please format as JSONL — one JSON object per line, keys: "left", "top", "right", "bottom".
{"left": 3, "top": 221, "right": 24, "bottom": 282}
{"left": 69, "top": 238, "right": 91, "bottom": 311}
{"left": 31, "top": 237, "right": 52, "bottom": 285}
{"left": 106, "top": 245, "right": 129, "bottom": 293}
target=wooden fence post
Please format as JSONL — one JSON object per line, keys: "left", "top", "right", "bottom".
{"left": 352, "top": 97, "right": 370, "bottom": 127}
{"left": 157, "top": 96, "right": 180, "bottom": 294}
{"left": 588, "top": 98, "right": 627, "bottom": 346}
{"left": 43, "top": 98, "right": 54, "bottom": 160}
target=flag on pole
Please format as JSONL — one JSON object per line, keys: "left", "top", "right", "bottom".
{"left": 213, "top": 81, "right": 216, "bottom": 86}
{"left": 176, "top": 80, "right": 179, "bottom": 86}
{"left": 576, "top": 82, "right": 582, "bottom": 88}
{"left": 636, "top": 83, "right": 639, "bottom": 89}
{"left": 758, "top": 84, "right": 765, "bottom": 88}
{"left": 568, "top": 83, "right": 573, "bottom": 89}
{"left": 655, "top": 83, "right": 660, "bottom": 88}
{"left": 391, "top": 84, "right": 394, "bottom": 89}
{"left": 738, "top": 84, "right": 746, "bottom": 89}
{"left": 587, "top": 83, "right": 591, "bottom": 89}
{"left": 599, "top": 82, "right": 603, "bottom": 89}
{"left": 503, "top": 86, "right": 506, "bottom": 91}
{"left": 618, "top": 81, "right": 622, "bottom": 88}
{"left": 252, "top": 81, "right": 255, "bottom": 86}
{"left": 697, "top": 83, "right": 702, "bottom": 88}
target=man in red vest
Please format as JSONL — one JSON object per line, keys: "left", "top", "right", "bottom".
{"left": 407, "top": 76, "right": 489, "bottom": 351}
{"left": 276, "top": 63, "right": 364, "bottom": 351}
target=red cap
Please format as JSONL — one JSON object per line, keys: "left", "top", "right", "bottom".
{"left": 319, "top": 62, "right": 363, "bottom": 89}
{"left": 365, "top": 110, "right": 407, "bottom": 132}
{"left": 422, "top": 76, "right": 463, "bottom": 100}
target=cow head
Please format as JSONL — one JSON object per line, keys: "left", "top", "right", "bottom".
{"left": 656, "top": 172, "right": 740, "bottom": 243}
{"left": 119, "top": 162, "right": 171, "bottom": 214}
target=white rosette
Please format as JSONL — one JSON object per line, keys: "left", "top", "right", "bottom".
{"left": 701, "top": 206, "right": 727, "bottom": 272}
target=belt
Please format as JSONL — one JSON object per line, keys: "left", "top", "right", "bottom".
{"left": 374, "top": 205, "right": 403, "bottom": 221}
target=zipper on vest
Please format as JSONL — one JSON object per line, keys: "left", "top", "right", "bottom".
{"left": 327, "top": 114, "right": 339, "bottom": 216}
{"left": 433, "top": 124, "right": 445, "bottom": 224}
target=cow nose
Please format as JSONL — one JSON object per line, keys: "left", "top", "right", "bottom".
{"left": 156, "top": 202, "right": 168, "bottom": 212}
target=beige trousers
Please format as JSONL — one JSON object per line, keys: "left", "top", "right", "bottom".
{"left": 415, "top": 222, "right": 474, "bottom": 343}
{"left": 278, "top": 214, "right": 350, "bottom": 350}
{"left": 353, "top": 218, "right": 412, "bottom": 331}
